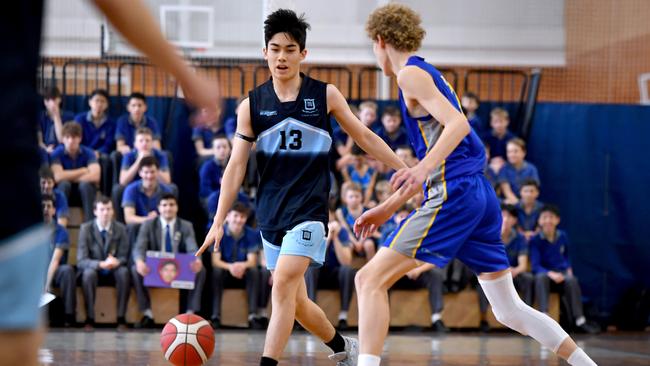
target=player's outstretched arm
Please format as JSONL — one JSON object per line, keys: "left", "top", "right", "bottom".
{"left": 327, "top": 84, "right": 407, "bottom": 171}
{"left": 93, "top": 0, "right": 219, "bottom": 118}
{"left": 391, "top": 66, "right": 471, "bottom": 192}
{"left": 195, "top": 99, "right": 254, "bottom": 256}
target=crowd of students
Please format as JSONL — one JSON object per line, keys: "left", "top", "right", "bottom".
{"left": 38, "top": 86, "right": 599, "bottom": 334}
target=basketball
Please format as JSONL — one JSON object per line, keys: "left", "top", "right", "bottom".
{"left": 160, "top": 314, "right": 215, "bottom": 366}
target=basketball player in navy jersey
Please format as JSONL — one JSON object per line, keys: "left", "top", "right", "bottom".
{"left": 195, "top": 9, "right": 406, "bottom": 366}
{"left": 352, "top": 4, "right": 597, "bottom": 366}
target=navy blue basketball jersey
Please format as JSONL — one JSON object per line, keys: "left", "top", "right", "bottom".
{"left": 249, "top": 74, "right": 332, "bottom": 244}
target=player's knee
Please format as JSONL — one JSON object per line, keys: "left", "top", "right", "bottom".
{"left": 491, "top": 300, "right": 526, "bottom": 333}
{"left": 355, "top": 266, "right": 380, "bottom": 293}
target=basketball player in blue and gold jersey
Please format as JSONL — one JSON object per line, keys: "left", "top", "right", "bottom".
{"left": 195, "top": 9, "right": 406, "bottom": 366}
{"left": 352, "top": 4, "right": 597, "bottom": 366}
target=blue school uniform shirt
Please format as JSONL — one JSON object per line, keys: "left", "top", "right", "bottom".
{"left": 52, "top": 188, "right": 69, "bottom": 219}
{"left": 39, "top": 110, "right": 75, "bottom": 146}
{"left": 468, "top": 115, "right": 484, "bottom": 135}
{"left": 50, "top": 145, "right": 97, "bottom": 169}
{"left": 223, "top": 116, "right": 237, "bottom": 140}
{"left": 324, "top": 229, "right": 350, "bottom": 268}
{"left": 120, "top": 149, "right": 170, "bottom": 172}
{"left": 49, "top": 223, "right": 69, "bottom": 265}
{"left": 373, "top": 124, "right": 410, "bottom": 151}
{"left": 122, "top": 180, "right": 173, "bottom": 216}
{"left": 192, "top": 126, "right": 225, "bottom": 149}
{"left": 39, "top": 146, "right": 49, "bottom": 166}
{"left": 115, "top": 115, "right": 161, "bottom": 148}
{"left": 516, "top": 201, "right": 543, "bottom": 231}
{"left": 216, "top": 224, "right": 260, "bottom": 263}
{"left": 503, "top": 228, "right": 527, "bottom": 267}
{"left": 206, "top": 190, "right": 251, "bottom": 230}
{"left": 483, "top": 130, "right": 515, "bottom": 160}
{"left": 75, "top": 111, "right": 116, "bottom": 154}
{"left": 529, "top": 229, "right": 571, "bottom": 274}
{"left": 199, "top": 159, "right": 225, "bottom": 199}
{"left": 498, "top": 161, "right": 540, "bottom": 197}
{"left": 330, "top": 118, "right": 349, "bottom": 147}
{"left": 347, "top": 166, "right": 374, "bottom": 192}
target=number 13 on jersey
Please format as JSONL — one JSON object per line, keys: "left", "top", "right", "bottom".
{"left": 279, "top": 129, "right": 302, "bottom": 150}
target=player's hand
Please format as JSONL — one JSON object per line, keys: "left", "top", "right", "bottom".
{"left": 136, "top": 260, "right": 150, "bottom": 277}
{"left": 179, "top": 75, "right": 222, "bottom": 127}
{"left": 190, "top": 259, "right": 203, "bottom": 273}
{"left": 328, "top": 221, "right": 341, "bottom": 237}
{"left": 195, "top": 221, "right": 224, "bottom": 256}
{"left": 390, "top": 164, "right": 428, "bottom": 195}
{"left": 548, "top": 271, "right": 565, "bottom": 284}
{"left": 354, "top": 205, "right": 391, "bottom": 240}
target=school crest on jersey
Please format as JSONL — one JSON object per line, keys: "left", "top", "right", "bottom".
{"left": 302, "top": 98, "right": 318, "bottom": 116}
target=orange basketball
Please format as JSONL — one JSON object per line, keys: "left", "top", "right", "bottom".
{"left": 160, "top": 314, "right": 215, "bottom": 366}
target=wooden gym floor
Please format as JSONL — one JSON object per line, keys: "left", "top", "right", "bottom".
{"left": 40, "top": 329, "right": 650, "bottom": 365}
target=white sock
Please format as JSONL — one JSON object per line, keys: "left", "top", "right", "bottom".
{"left": 431, "top": 313, "right": 442, "bottom": 323}
{"left": 338, "top": 311, "right": 348, "bottom": 321}
{"left": 575, "top": 316, "right": 586, "bottom": 326}
{"left": 358, "top": 354, "right": 381, "bottom": 366}
{"left": 143, "top": 309, "right": 153, "bottom": 318}
{"left": 567, "top": 348, "right": 597, "bottom": 366}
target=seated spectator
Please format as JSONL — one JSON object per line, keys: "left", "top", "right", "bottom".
{"left": 192, "top": 107, "right": 224, "bottom": 158}
{"left": 38, "top": 86, "right": 74, "bottom": 153}
{"left": 373, "top": 106, "right": 409, "bottom": 150}
{"left": 211, "top": 203, "right": 266, "bottom": 329}
{"left": 131, "top": 193, "right": 205, "bottom": 328}
{"left": 379, "top": 204, "right": 411, "bottom": 248}
{"left": 305, "top": 209, "right": 356, "bottom": 330}
{"left": 199, "top": 135, "right": 231, "bottom": 209}
{"left": 206, "top": 189, "right": 252, "bottom": 230}
{"left": 483, "top": 107, "right": 515, "bottom": 168}
{"left": 119, "top": 127, "right": 171, "bottom": 186}
{"left": 74, "top": 89, "right": 115, "bottom": 155}
{"left": 76, "top": 196, "right": 130, "bottom": 330}
{"left": 499, "top": 138, "right": 540, "bottom": 204}
{"left": 336, "top": 101, "right": 378, "bottom": 156}
{"left": 115, "top": 92, "right": 161, "bottom": 154}
{"left": 484, "top": 144, "right": 500, "bottom": 194}
{"left": 395, "top": 145, "right": 416, "bottom": 168}
{"left": 122, "top": 156, "right": 176, "bottom": 225}
{"left": 461, "top": 92, "right": 483, "bottom": 135}
{"left": 393, "top": 263, "right": 448, "bottom": 332}
{"left": 530, "top": 205, "right": 600, "bottom": 334}
{"left": 50, "top": 122, "right": 100, "bottom": 220}
{"left": 39, "top": 146, "right": 50, "bottom": 168}
{"left": 477, "top": 204, "right": 533, "bottom": 332}
{"left": 367, "top": 179, "right": 391, "bottom": 209}
{"left": 341, "top": 145, "right": 377, "bottom": 205}
{"left": 517, "top": 179, "right": 543, "bottom": 240}
{"left": 39, "top": 166, "right": 69, "bottom": 227}
{"left": 42, "top": 194, "right": 76, "bottom": 327}
{"left": 336, "top": 183, "right": 376, "bottom": 260}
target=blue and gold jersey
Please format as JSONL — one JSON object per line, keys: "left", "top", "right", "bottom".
{"left": 399, "top": 56, "right": 486, "bottom": 187}
{"left": 249, "top": 74, "right": 331, "bottom": 243}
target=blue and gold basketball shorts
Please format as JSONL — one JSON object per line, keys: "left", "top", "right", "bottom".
{"left": 383, "top": 174, "right": 510, "bottom": 274}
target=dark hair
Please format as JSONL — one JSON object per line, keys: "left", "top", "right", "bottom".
{"left": 230, "top": 201, "right": 251, "bottom": 217}
{"left": 135, "top": 127, "right": 153, "bottom": 137}
{"left": 500, "top": 203, "right": 518, "bottom": 219}
{"left": 159, "top": 192, "right": 178, "bottom": 204}
{"left": 520, "top": 178, "right": 540, "bottom": 191}
{"left": 212, "top": 134, "right": 231, "bottom": 147}
{"left": 463, "top": 92, "right": 480, "bottom": 104}
{"left": 42, "top": 193, "right": 55, "bottom": 206}
{"left": 89, "top": 89, "right": 109, "bottom": 101}
{"left": 43, "top": 86, "right": 62, "bottom": 100}
{"left": 540, "top": 204, "right": 561, "bottom": 218}
{"left": 139, "top": 156, "right": 160, "bottom": 170}
{"left": 264, "top": 9, "right": 311, "bottom": 51}
{"left": 93, "top": 195, "right": 112, "bottom": 209}
{"left": 128, "top": 92, "right": 147, "bottom": 104}
{"left": 62, "top": 121, "right": 83, "bottom": 138}
{"left": 39, "top": 166, "right": 55, "bottom": 180}
{"left": 351, "top": 144, "right": 364, "bottom": 156}
{"left": 382, "top": 106, "right": 400, "bottom": 118}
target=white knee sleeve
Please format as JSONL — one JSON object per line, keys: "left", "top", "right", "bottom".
{"left": 479, "top": 272, "right": 569, "bottom": 352}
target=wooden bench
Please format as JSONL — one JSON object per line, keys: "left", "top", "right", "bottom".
{"left": 219, "top": 288, "right": 559, "bottom": 328}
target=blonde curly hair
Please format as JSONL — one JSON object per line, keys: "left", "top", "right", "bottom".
{"left": 366, "top": 3, "right": 425, "bottom": 52}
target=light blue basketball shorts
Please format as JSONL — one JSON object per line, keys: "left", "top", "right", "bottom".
{"left": 0, "top": 225, "right": 50, "bottom": 329}
{"left": 261, "top": 221, "right": 327, "bottom": 271}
